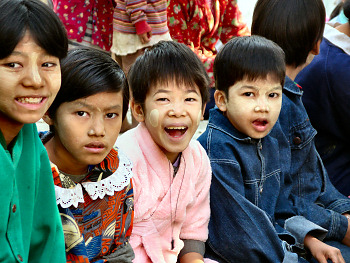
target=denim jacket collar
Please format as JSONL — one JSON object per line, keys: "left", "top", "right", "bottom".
{"left": 208, "top": 107, "right": 259, "bottom": 144}
{"left": 284, "top": 76, "right": 303, "bottom": 96}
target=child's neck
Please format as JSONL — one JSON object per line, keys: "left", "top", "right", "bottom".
{"left": 44, "top": 136, "right": 88, "bottom": 175}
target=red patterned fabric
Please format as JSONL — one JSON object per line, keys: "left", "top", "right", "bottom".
{"left": 167, "top": 0, "right": 250, "bottom": 85}
{"left": 53, "top": 0, "right": 116, "bottom": 51}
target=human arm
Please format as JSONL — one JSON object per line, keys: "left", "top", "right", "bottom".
{"left": 304, "top": 234, "right": 345, "bottom": 263}
{"left": 28, "top": 136, "right": 66, "bottom": 262}
{"left": 179, "top": 252, "right": 204, "bottom": 263}
{"left": 125, "top": 0, "right": 152, "bottom": 38}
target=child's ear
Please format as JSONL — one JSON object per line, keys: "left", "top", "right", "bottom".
{"left": 201, "top": 103, "right": 207, "bottom": 121}
{"left": 42, "top": 111, "right": 54, "bottom": 125}
{"left": 214, "top": 90, "right": 228, "bottom": 112}
{"left": 130, "top": 98, "right": 145, "bottom": 122}
{"left": 311, "top": 39, "right": 321, "bottom": 55}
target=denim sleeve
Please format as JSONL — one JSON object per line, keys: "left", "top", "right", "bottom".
{"left": 284, "top": 216, "right": 327, "bottom": 247}
{"left": 207, "top": 170, "right": 288, "bottom": 262}
{"left": 291, "top": 150, "right": 350, "bottom": 241}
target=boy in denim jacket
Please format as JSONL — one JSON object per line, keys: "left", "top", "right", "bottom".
{"left": 252, "top": 0, "right": 350, "bottom": 259}
{"left": 198, "top": 36, "right": 345, "bottom": 262}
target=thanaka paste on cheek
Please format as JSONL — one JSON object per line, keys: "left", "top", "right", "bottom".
{"left": 149, "top": 109, "right": 159, "bottom": 127}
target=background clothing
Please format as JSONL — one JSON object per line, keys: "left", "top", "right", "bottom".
{"left": 117, "top": 123, "right": 211, "bottom": 263}
{"left": 53, "top": 0, "right": 116, "bottom": 51}
{"left": 296, "top": 24, "right": 350, "bottom": 196}
{"left": 167, "top": 0, "right": 250, "bottom": 85}
{"left": 0, "top": 124, "right": 65, "bottom": 262}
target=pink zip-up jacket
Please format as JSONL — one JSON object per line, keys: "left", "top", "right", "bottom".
{"left": 117, "top": 123, "right": 211, "bottom": 262}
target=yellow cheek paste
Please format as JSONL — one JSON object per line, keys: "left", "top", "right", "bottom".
{"left": 149, "top": 109, "right": 159, "bottom": 127}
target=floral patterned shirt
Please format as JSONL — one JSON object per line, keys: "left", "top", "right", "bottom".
{"left": 53, "top": 0, "right": 116, "bottom": 51}
{"left": 167, "top": 0, "right": 250, "bottom": 85}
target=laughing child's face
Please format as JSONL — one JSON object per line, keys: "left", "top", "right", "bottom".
{"left": 132, "top": 81, "right": 204, "bottom": 163}
{"left": 0, "top": 31, "right": 61, "bottom": 136}
{"left": 44, "top": 91, "right": 124, "bottom": 175}
{"left": 215, "top": 74, "right": 282, "bottom": 139}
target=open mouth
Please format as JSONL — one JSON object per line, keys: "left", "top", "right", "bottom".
{"left": 16, "top": 97, "right": 44, "bottom": 104}
{"left": 165, "top": 126, "right": 188, "bottom": 138}
{"left": 253, "top": 119, "right": 268, "bottom": 127}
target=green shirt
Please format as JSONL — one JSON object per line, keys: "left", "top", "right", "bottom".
{"left": 0, "top": 124, "right": 65, "bottom": 262}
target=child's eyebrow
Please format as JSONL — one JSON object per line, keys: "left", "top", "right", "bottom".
{"left": 73, "top": 101, "right": 122, "bottom": 111}
{"left": 153, "top": 89, "right": 199, "bottom": 95}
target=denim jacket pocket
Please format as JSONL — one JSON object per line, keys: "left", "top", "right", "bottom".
{"left": 289, "top": 120, "right": 317, "bottom": 150}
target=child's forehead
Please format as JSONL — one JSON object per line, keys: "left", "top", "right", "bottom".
{"left": 150, "top": 80, "right": 201, "bottom": 94}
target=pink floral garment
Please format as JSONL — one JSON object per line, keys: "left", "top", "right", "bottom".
{"left": 167, "top": 0, "right": 250, "bottom": 85}
{"left": 53, "top": 0, "right": 116, "bottom": 51}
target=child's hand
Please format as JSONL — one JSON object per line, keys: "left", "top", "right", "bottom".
{"left": 138, "top": 31, "right": 152, "bottom": 44}
{"left": 341, "top": 213, "right": 350, "bottom": 247}
{"left": 304, "top": 235, "right": 345, "bottom": 263}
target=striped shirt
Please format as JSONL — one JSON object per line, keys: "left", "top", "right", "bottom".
{"left": 113, "top": 0, "right": 169, "bottom": 35}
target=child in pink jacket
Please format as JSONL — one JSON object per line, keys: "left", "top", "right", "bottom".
{"left": 117, "top": 41, "right": 212, "bottom": 263}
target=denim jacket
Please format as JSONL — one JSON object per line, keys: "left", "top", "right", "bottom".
{"left": 276, "top": 77, "right": 350, "bottom": 241}
{"left": 198, "top": 108, "right": 326, "bottom": 262}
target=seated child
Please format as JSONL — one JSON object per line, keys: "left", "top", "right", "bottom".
{"left": 198, "top": 35, "right": 344, "bottom": 262}
{"left": 41, "top": 47, "right": 134, "bottom": 262}
{"left": 117, "top": 41, "right": 212, "bottom": 263}
{"left": 0, "top": 0, "right": 68, "bottom": 261}
{"left": 252, "top": 0, "right": 350, "bottom": 258}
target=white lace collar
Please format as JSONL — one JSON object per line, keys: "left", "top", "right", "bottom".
{"left": 54, "top": 150, "right": 133, "bottom": 208}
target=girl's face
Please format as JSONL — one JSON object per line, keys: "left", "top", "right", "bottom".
{"left": 132, "top": 81, "right": 204, "bottom": 163}
{"left": 0, "top": 31, "right": 61, "bottom": 134}
{"left": 44, "top": 91, "right": 124, "bottom": 175}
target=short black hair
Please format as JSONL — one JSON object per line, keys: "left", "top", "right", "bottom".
{"left": 251, "top": 0, "right": 325, "bottom": 67}
{"left": 48, "top": 47, "right": 129, "bottom": 121}
{"left": 214, "top": 35, "right": 286, "bottom": 96}
{"left": 128, "top": 41, "right": 210, "bottom": 109}
{"left": 0, "top": 0, "right": 68, "bottom": 60}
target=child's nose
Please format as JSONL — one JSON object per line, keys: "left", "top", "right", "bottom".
{"left": 255, "top": 98, "right": 270, "bottom": 112}
{"left": 169, "top": 102, "right": 186, "bottom": 117}
{"left": 88, "top": 117, "right": 106, "bottom": 137}
{"left": 23, "top": 64, "right": 44, "bottom": 89}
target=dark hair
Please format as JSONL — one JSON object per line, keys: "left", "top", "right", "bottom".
{"left": 330, "top": 2, "right": 344, "bottom": 20}
{"left": 47, "top": 47, "right": 129, "bottom": 121}
{"left": 251, "top": 0, "right": 325, "bottom": 67}
{"left": 0, "top": 0, "right": 68, "bottom": 60}
{"left": 127, "top": 41, "right": 210, "bottom": 108}
{"left": 344, "top": 0, "right": 350, "bottom": 20}
{"left": 214, "top": 35, "right": 286, "bottom": 96}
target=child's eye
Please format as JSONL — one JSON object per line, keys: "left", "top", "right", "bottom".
{"left": 243, "top": 92, "right": 254, "bottom": 97}
{"left": 269, "top": 93, "right": 280, "bottom": 98}
{"left": 157, "top": 98, "right": 169, "bottom": 102}
{"left": 185, "top": 98, "right": 196, "bottom": 102}
{"left": 42, "top": 62, "right": 56, "bottom": 68}
{"left": 5, "top": 62, "right": 21, "bottom": 68}
{"left": 76, "top": 111, "right": 87, "bottom": 117}
{"left": 106, "top": 113, "right": 118, "bottom": 119}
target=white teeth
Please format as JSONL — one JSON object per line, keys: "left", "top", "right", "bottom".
{"left": 17, "top": 97, "right": 42, "bottom": 104}
{"left": 166, "top": 126, "right": 186, "bottom": 130}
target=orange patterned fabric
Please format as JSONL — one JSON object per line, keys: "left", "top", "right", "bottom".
{"left": 52, "top": 149, "right": 134, "bottom": 262}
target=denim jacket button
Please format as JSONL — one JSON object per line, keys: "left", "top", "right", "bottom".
{"left": 259, "top": 188, "right": 263, "bottom": 193}
{"left": 293, "top": 137, "right": 302, "bottom": 145}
